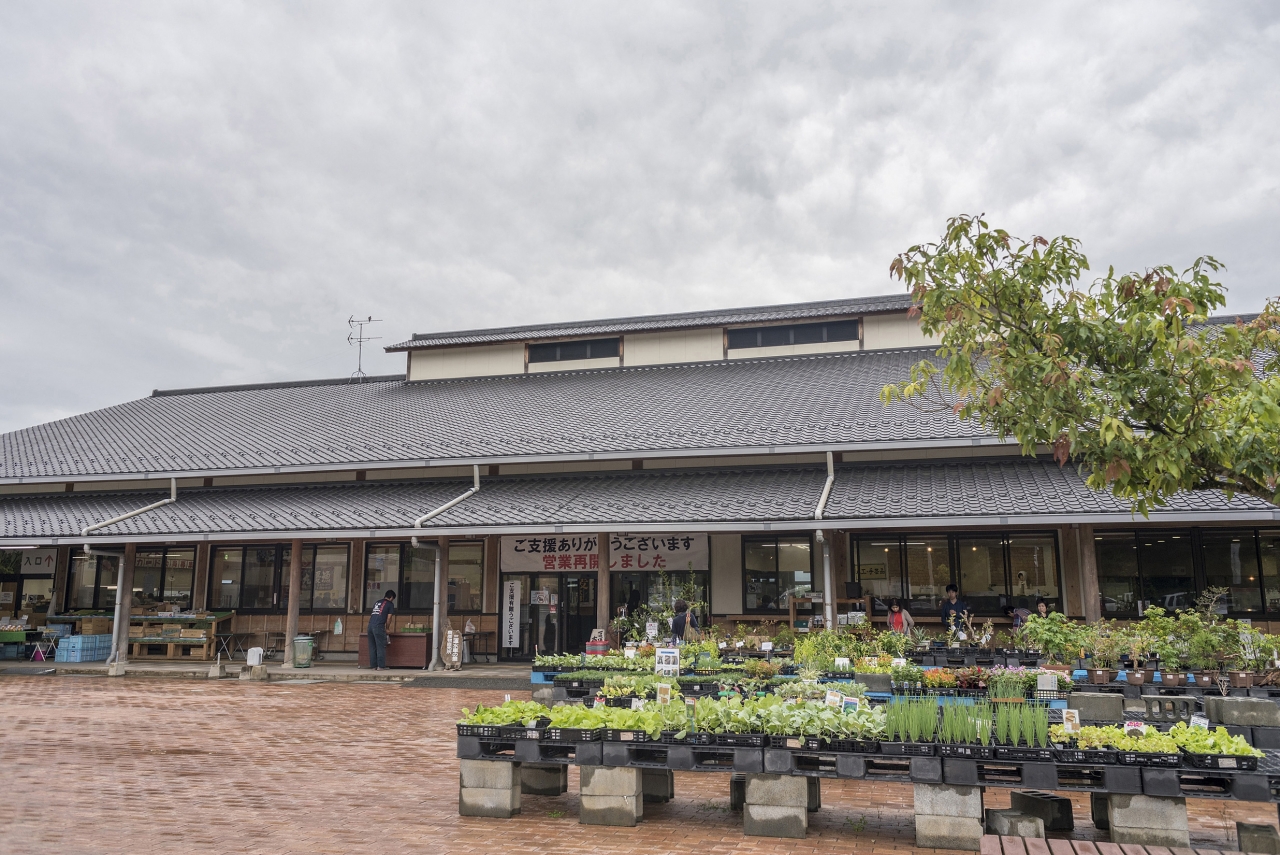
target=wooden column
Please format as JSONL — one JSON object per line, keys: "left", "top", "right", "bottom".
{"left": 51, "top": 546, "right": 70, "bottom": 616}
{"left": 283, "top": 538, "right": 302, "bottom": 667}
{"left": 482, "top": 535, "right": 500, "bottom": 614}
{"left": 596, "top": 533, "right": 612, "bottom": 638}
{"left": 348, "top": 538, "right": 366, "bottom": 615}
{"left": 192, "top": 543, "right": 210, "bottom": 611}
{"left": 1078, "top": 524, "right": 1101, "bottom": 622}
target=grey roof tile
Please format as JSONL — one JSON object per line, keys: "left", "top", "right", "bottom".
{"left": 386, "top": 293, "right": 913, "bottom": 350}
{"left": 1, "top": 348, "right": 973, "bottom": 480}
{"left": 2, "top": 459, "right": 1271, "bottom": 541}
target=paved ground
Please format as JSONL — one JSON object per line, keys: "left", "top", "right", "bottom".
{"left": 1, "top": 676, "right": 1276, "bottom": 855}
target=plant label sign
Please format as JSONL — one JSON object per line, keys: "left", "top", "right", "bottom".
{"left": 834, "top": 657, "right": 851, "bottom": 670}
{"left": 761, "top": 641, "right": 773, "bottom": 652}
{"left": 645, "top": 621, "right": 659, "bottom": 640}
{"left": 656, "top": 683, "right": 672, "bottom": 705}
{"left": 1124, "top": 721, "right": 1148, "bottom": 737}
{"left": 842, "top": 697, "right": 861, "bottom": 713}
{"left": 655, "top": 647, "right": 680, "bottom": 677}
{"left": 1190, "top": 713, "right": 1210, "bottom": 730}
{"left": 1036, "top": 673, "right": 1058, "bottom": 692}
{"left": 735, "top": 641, "right": 744, "bottom": 648}
{"left": 1061, "top": 709, "right": 1081, "bottom": 734}
{"left": 891, "top": 657, "right": 907, "bottom": 667}
{"left": 718, "top": 641, "right": 727, "bottom": 650}
{"left": 630, "top": 698, "right": 644, "bottom": 711}
{"left": 623, "top": 645, "right": 637, "bottom": 660}
{"left": 824, "top": 690, "right": 844, "bottom": 708}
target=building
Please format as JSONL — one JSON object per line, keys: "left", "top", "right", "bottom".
{"left": 2, "top": 293, "right": 1278, "bottom": 661}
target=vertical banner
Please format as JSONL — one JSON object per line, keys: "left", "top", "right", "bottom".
{"left": 502, "top": 579, "right": 522, "bottom": 648}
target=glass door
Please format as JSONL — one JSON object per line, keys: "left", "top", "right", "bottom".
{"left": 498, "top": 573, "right": 599, "bottom": 661}
{"left": 563, "top": 574, "right": 597, "bottom": 654}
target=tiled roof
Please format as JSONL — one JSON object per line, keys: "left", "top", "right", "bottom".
{"left": 0, "top": 348, "right": 979, "bottom": 482}
{"left": 386, "top": 293, "right": 914, "bottom": 350}
{"left": 3, "top": 460, "right": 1273, "bottom": 543}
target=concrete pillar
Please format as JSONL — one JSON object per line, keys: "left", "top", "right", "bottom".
{"left": 1105, "top": 794, "right": 1189, "bottom": 847}
{"left": 459, "top": 759, "right": 521, "bottom": 818}
{"left": 743, "top": 773, "right": 808, "bottom": 839}
{"left": 108, "top": 544, "right": 136, "bottom": 677}
{"left": 579, "top": 765, "right": 643, "bottom": 827}
{"left": 596, "top": 533, "right": 611, "bottom": 640}
{"left": 1237, "top": 822, "right": 1280, "bottom": 854}
{"left": 521, "top": 763, "right": 568, "bottom": 796}
{"left": 641, "top": 768, "right": 674, "bottom": 803}
{"left": 1078, "top": 524, "right": 1101, "bottom": 623}
{"left": 913, "top": 783, "right": 984, "bottom": 850}
{"left": 282, "top": 539, "right": 302, "bottom": 668}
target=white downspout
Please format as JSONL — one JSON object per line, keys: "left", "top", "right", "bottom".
{"left": 411, "top": 465, "right": 480, "bottom": 548}
{"left": 82, "top": 478, "right": 178, "bottom": 553}
{"left": 814, "top": 452, "right": 836, "bottom": 629}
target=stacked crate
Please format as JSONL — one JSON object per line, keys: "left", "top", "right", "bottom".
{"left": 54, "top": 634, "right": 114, "bottom": 662}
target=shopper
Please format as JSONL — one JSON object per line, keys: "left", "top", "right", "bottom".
{"left": 940, "top": 584, "right": 968, "bottom": 631}
{"left": 670, "top": 599, "right": 698, "bottom": 645}
{"left": 1003, "top": 605, "right": 1032, "bottom": 628}
{"left": 1035, "top": 598, "right": 1051, "bottom": 618}
{"left": 886, "top": 598, "right": 915, "bottom": 634}
{"left": 367, "top": 589, "right": 396, "bottom": 671}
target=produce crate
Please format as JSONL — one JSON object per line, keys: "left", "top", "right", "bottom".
{"left": 939, "top": 743, "right": 995, "bottom": 759}
{"left": 994, "top": 746, "right": 1055, "bottom": 762}
{"left": 1116, "top": 750, "right": 1182, "bottom": 767}
{"left": 1054, "top": 748, "right": 1118, "bottom": 764}
{"left": 604, "top": 728, "right": 654, "bottom": 743}
{"left": 880, "top": 741, "right": 937, "bottom": 757}
{"left": 659, "top": 730, "right": 713, "bottom": 745}
{"left": 542, "top": 727, "right": 600, "bottom": 743}
{"left": 767, "top": 735, "right": 823, "bottom": 751}
{"left": 715, "top": 733, "right": 766, "bottom": 748}
{"left": 456, "top": 723, "right": 503, "bottom": 738}
{"left": 0, "top": 643, "right": 21, "bottom": 660}
{"left": 179, "top": 629, "right": 207, "bottom": 639}
{"left": 498, "top": 724, "right": 546, "bottom": 740}
{"left": 826, "top": 738, "right": 881, "bottom": 754}
{"left": 1182, "top": 752, "right": 1259, "bottom": 771}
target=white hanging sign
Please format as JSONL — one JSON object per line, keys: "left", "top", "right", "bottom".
{"left": 501, "top": 536, "right": 599, "bottom": 573}
{"left": 608, "top": 534, "right": 708, "bottom": 572}
{"left": 502, "top": 579, "right": 521, "bottom": 649}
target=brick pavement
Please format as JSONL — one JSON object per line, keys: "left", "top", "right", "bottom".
{"left": 0, "top": 676, "right": 1275, "bottom": 854}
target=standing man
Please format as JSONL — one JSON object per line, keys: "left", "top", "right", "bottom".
{"left": 941, "top": 584, "right": 968, "bottom": 632}
{"left": 367, "top": 590, "right": 396, "bottom": 671}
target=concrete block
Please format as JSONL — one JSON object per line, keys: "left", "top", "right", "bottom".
{"left": 459, "top": 784, "right": 521, "bottom": 818}
{"left": 580, "top": 765, "right": 642, "bottom": 798}
{"left": 460, "top": 759, "right": 520, "bottom": 790}
{"left": 1218, "top": 698, "right": 1280, "bottom": 728}
{"left": 729, "top": 774, "right": 745, "bottom": 811}
{"left": 1068, "top": 691, "right": 1124, "bottom": 722}
{"left": 521, "top": 763, "right": 567, "bottom": 796}
{"left": 807, "top": 776, "right": 820, "bottom": 812}
{"left": 913, "top": 783, "right": 984, "bottom": 820}
{"left": 641, "top": 768, "right": 674, "bottom": 803}
{"left": 107, "top": 661, "right": 127, "bottom": 677}
{"left": 743, "top": 803, "right": 808, "bottom": 839}
{"left": 1090, "top": 792, "right": 1109, "bottom": 830}
{"left": 579, "top": 794, "right": 641, "bottom": 827}
{"left": 1010, "top": 791, "right": 1074, "bottom": 831}
{"left": 1106, "top": 794, "right": 1189, "bottom": 847}
{"left": 744, "top": 773, "right": 809, "bottom": 808}
{"left": 1238, "top": 822, "right": 1280, "bottom": 854}
{"left": 915, "top": 814, "right": 983, "bottom": 850}
{"left": 238, "top": 664, "right": 268, "bottom": 681}
{"left": 985, "top": 809, "right": 1045, "bottom": 838}
{"left": 207, "top": 663, "right": 225, "bottom": 679}
{"left": 531, "top": 686, "right": 568, "bottom": 704}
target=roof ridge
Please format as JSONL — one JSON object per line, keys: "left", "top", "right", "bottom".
{"left": 152, "top": 374, "right": 406, "bottom": 398}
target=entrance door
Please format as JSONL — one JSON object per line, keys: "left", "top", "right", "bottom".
{"left": 499, "top": 573, "right": 598, "bottom": 661}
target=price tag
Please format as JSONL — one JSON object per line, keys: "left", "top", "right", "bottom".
{"left": 825, "top": 690, "right": 844, "bottom": 708}
{"left": 1190, "top": 713, "right": 1210, "bottom": 730}
{"left": 718, "top": 641, "right": 728, "bottom": 650}
{"left": 593, "top": 696, "right": 604, "bottom": 708}
{"left": 623, "top": 646, "right": 637, "bottom": 659}
{"left": 630, "top": 698, "right": 644, "bottom": 711}
{"left": 834, "top": 657, "right": 851, "bottom": 670}
{"left": 761, "top": 641, "right": 774, "bottom": 652}
{"left": 1036, "top": 673, "right": 1058, "bottom": 692}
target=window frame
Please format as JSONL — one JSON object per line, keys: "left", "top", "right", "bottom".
{"left": 362, "top": 540, "right": 485, "bottom": 614}
{"left": 207, "top": 543, "right": 350, "bottom": 614}
{"left": 726, "top": 319, "right": 861, "bottom": 350}
{"left": 527, "top": 337, "right": 621, "bottom": 364}
{"left": 741, "top": 534, "right": 817, "bottom": 614}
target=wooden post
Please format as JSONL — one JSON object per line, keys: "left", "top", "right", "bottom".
{"left": 283, "top": 539, "right": 302, "bottom": 667}
{"left": 1078, "top": 524, "right": 1101, "bottom": 622}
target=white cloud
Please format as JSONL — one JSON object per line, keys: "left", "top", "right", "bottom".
{"left": 0, "top": 1, "right": 1277, "bottom": 433}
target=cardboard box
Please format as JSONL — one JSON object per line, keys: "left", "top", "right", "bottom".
{"left": 82, "top": 618, "right": 112, "bottom": 635}
{"left": 161, "top": 624, "right": 181, "bottom": 637}
{"left": 180, "top": 629, "right": 206, "bottom": 639}
{"left": 128, "top": 625, "right": 144, "bottom": 637}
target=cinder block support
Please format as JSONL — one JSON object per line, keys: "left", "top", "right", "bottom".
{"left": 807, "top": 776, "right": 821, "bottom": 812}
{"left": 1090, "top": 792, "right": 1109, "bottom": 830}
{"left": 1010, "top": 791, "right": 1073, "bottom": 831}
{"left": 985, "top": 809, "right": 1045, "bottom": 838}
{"left": 1238, "top": 822, "right": 1280, "bottom": 854}
{"left": 641, "top": 768, "right": 674, "bottom": 804}
{"left": 729, "top": 773, "right": 745, "bottom": 811}
{"left": 521, "top": 763, "right": 568, "bottom": 796}
{"left": 580, "top": 765, "right": 643, "bottom": 827}
{"left": 1068, "top": 692, "right": 1124, "bottom": 722}
{"left": 459, "top": 760, "right": 521, "bottom": 818}
{"left": 743, "top": 774, "right": 809, "bottom": 839}
{"left": 913, "top": 783, "right": 984, "bottom": 851}
{"left": 1106, "top": 794, "right": 1189, "bottom": 847}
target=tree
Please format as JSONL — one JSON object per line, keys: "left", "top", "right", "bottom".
{"left": 881, "top": 214, "right": 1280, "bottom": 513}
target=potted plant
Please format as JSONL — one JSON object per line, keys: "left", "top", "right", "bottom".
{"left": 1021, "top": 612, "right": 1091, "bottom": 668}
{"left": 1088, "top": 622, "right": 1120, "bottom": 684}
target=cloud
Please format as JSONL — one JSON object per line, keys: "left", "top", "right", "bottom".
{"left": 1, "top": 1, "right": 1277, "bottom": 433}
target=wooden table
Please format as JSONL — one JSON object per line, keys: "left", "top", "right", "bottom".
{"left": 359, "top": 631, "right": 432, "bottom": 668}
{"left": 128, "top": 612, "right": 234, "bottom": 661}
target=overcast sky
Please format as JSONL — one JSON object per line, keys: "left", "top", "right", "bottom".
{"left": 2, "top": 3, "right": 1278, "bottom": 434}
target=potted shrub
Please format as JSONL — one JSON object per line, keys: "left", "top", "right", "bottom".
{"left": 1020, "top": 612, "right": 1091, "bottom": 668}
{"left": 1088, "top": 622, "right": 1121, "bottom": 684}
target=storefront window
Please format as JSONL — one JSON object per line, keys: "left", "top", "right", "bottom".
{"left": 905, "top": 536, "right": 949, "bottom": 614}
{"left": 744, "top": 536, "right": 814, "bottom": 612}
{"left": 958, "top": 537, "right": 1006, "bottom": 615}
{"left": 95, "top": 557, "right": 119, "bottom": 610}
{"left": 1008, "top": 534, "right": 1060, "bottom": 612}
{"left": 282, "top": 544, "right": 349, "bottom": 611}
{"left": 854, "top": 538, "right": 903, "bottom": 614}
{"left": 1258, "top": 531, "right": 1280, "bottom": 614}
{"left": 67, "top": 554, "right": 99, "bottom": 610}
{"left": 1095, "top": 531, "right": 1138, "bottom": 615}
{"left": 404, "top": 545, "right": 436, "bottom": 610}
{"left": 164, "top": 548, "right": 196, "bottom": 608}
{"left": 449, "top": 543, "right": 484, "bottom": 612}
{"left": 1202, "top": 530, "right": 1263, "bottom": 613}
{"left": 1139, "top": 531, "right": 1195, "bottom": 613}
{"left": 365, "top": 544, "right": 400, "bottom": 609}
{"left": 212, "top": 548, "right": 243, "bottom": 609}
{"left": 242, "top": 547, "right": 276, "bottom": 609}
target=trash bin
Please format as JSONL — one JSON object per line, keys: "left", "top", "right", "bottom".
{"left": 292, "top": 635, "right": 314, "bottom": 668}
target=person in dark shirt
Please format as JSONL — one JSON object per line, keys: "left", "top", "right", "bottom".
{"left": 941, "top": 584, "right": 968, "bottom": 631}
{"left": 367, "top": 590, "right": 396, "bottom": 671}
{"left": 670, "top": 599, "right": 698, "bottom": 645}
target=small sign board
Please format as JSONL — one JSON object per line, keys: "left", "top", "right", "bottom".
{"left": 833, "top": 657, "right": 851, "bottom": 670}
{"left": 824, "top": 690, "right": 844, "bottom": 708}
{"left": 655, "top": 647, "right": 680, "bottom": 677}
{"left": 1036, "top": 673, "right": 1058, "bottom": 692}
{"left": 761, "top": 641, "right": 773, "bottom": 652}
{"left": 623, "top": 645, "right": 637, "bottom": 660}
{"left": 1190, "top": 713, "right": 1210, "bottom": 730}
{"left": 645, "top": 621, "right": 659, "bottom": 640}
{"left": 656, "top": 683, "right": 672, "bottom": 705}
{"left": 1061, "top": 709, "right": 1081, "bottom": 734}
{"left": 843, "top": 697, "right": 861, "bottom": 713}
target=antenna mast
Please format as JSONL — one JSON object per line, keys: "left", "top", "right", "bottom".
{"left": 347, "top": 315, "right": 382, "bottom": 383}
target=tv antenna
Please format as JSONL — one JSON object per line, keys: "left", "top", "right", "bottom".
{"left": 347, "top": 315, "right": 382, "bottom": 383}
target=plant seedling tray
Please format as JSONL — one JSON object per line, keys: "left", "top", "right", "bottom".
{"left": 825, "top": 738, "right": 880, "bottom": 754}
{"left": 1181, "top": 752, "right": 1259, "bottom": 771}
{"left": 880, "top": 741, "right": 936, "bottom": 757}
{"left": 542, "top": 727, "right": 600, "bottom": 743}
{"left": 457, "top": 723, "right": 503, "bottom": 738}
{"left": 604, "top": 729, "right": 654, "bottom": 743}
{"left": 1054, "top": 748, "right": 1118, "bottom": 764}
{"left": 995, "top": 746, "right": 1055, "bottom": 762}
{"left": 498, "top": 725, "right": 546, "bottom": 740}
{"left": 939, "top": 743, "right": 996, "bottom": 759}
{"left": 1116, "top": 750, "right": 1181, "bottom": 767}
{"left": 767, "top": 735, "right": 823, "bottom": 751}
{"left": 715, "top": 733, "right": 766, "bottom": 748}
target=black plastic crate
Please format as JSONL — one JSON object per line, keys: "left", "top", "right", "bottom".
{"left": 1054, "top": 748, "right": 1118, "bottom": 765}
{"left": 880, "top": 741, "right": 937, "bottom": 757}
{"left": 457, "top": 723, "right": 502, "bottom": 738}
{"left": 603, "top": 728, "right": 654, "bottom": 743}
{"left": 456, "top": 735, "right": 518, "bottom": 761}
{"left": 995, "top": 746, "right": 1055, "bottom": 762}
{"left": 659, "top": 730, "right": 713, "bottom": 745}
{"left": 715, "top": 732, "right": 766, "bottom": 748}
{"left": 498, "top": 724, "right": 546, "bottom": 740}
{"left": 825, "top": 738, "right": 880, "bottom": 754}
{"left": 767, "top": 735, "right": 823, "bottom": 751}
{"left": 1116, "top": 751, "right": 1181, "bottom": 767}
{"left": 939, "top": 743, "right": 995, "bottom": 760}
{"left": 1182, "top": 752, "right": 1259, "bottom": 771}
{"left": 542, "top": 727, "right": 600, "bottom": 743}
